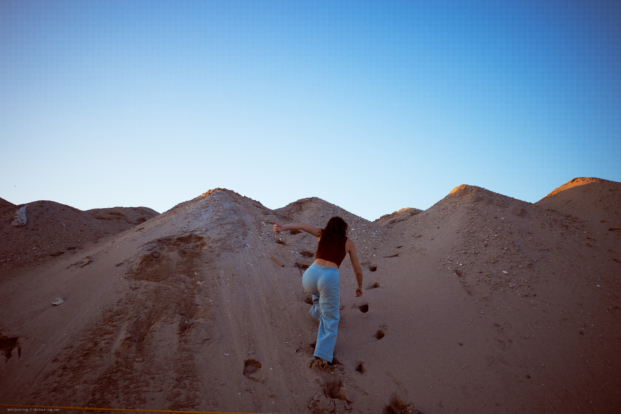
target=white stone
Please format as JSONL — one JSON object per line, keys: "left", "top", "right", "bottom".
{"left": 11, "top": 206, "right": 28, "bottom": 227}
{"left": 52, "top": 298, "right": 64, "bottom": 306}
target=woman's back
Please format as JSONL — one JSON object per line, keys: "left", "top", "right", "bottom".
{"left": 315, "top": 234, "right": 348, "bottom": 267}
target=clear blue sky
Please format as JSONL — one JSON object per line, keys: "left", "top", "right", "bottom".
{"left": 1, "top": 0, "right": 620, "bottom": 220}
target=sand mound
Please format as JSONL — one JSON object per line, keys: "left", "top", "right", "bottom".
{"left": 1, "top": 182, "right": 620, "bottom": 413}
{"left": 0, "top": 200, "right": 159, "bottom": 279}
{"left": 275, "top": 196, "right": 365, "bottom": 227}
{"left": 86, "top": 206, "right": 159, "bottom": 228}
{"left": 543, "top": 176, "right": 608, "bottom": 198}
{"left": 446, "top": 183, "right": 523, "bottom": 207}
{"left": 537, "top": 177, "right": 621, "bottom": 223}
{"left": 374, "top": 207, "right": 423, "bottom": 227}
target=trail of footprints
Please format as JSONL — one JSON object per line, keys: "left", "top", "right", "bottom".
{"left": 304, "top": 268, "right": 395, "bottom": 413}
{"left": 241, "top": 265, "right": 399, "bottom": 413}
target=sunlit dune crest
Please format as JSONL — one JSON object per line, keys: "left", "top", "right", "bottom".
{"left": 449, "top": 183, "right": 469, "bottom": 194}
{"left": 543, "top": 177, "right": 608, "bottom": 198}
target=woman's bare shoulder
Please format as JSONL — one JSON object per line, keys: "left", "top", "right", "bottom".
{"left": 346, "top": 238, "right": 356, "bottom": 251}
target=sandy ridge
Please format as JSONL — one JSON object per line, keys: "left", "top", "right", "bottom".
{"left": 1, "top": 178, "right": 620, "bottom": 414}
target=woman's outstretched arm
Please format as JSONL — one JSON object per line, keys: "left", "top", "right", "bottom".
{"left": 273, "top": 222, "right": 322, "bottom": 237}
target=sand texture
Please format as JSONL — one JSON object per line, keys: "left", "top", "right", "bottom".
{"left": 1, "top": 178, "right": 620, "bottom": 414}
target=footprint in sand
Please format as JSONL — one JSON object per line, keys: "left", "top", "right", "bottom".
{"left": 355, "top": 362, "right": 365, "bottom": 374}
{"left": 307, "top": 379, "right": 351, "bottom": 413}
{"left": 308, "top": 356, "right": 342, "bottom": 370}
{"left": 243, "top": 359, "right": 262, "bottom": 381}
{"left": 383, "top": 394, "right": 421, "bottom": 414}
{"left": 323, "top": 378, "right": 350, "bottom": 402}
{"left": 309, "top": 358, "right": 332, "bottom": 370}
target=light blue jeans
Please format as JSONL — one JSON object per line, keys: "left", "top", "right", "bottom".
{"left": 302, "top": 263, "right": 340, "bottom": 363}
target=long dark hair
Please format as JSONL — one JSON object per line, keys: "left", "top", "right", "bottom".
{"left": 318, "top": 216, "right": 348, "bottom": 252}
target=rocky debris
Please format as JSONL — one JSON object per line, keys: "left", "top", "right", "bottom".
{"left": 52, "top": 298, "right": 64, "bottom": 306}
{"left": 11, "top": 206, "right": 27, "bottom": 227}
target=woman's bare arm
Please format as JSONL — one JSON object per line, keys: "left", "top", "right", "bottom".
{"left": 346, "top": 239, "right": 363, "bottom": 297}
{"left": 273, "top": 222, "right": 322, "bottom": 237}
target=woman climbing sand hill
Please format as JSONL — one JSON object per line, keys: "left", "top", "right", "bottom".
{"left": 273, "top": 216, "right": 363, "bottom": 369}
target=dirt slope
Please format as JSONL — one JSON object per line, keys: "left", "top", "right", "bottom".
{"left": 0, "top": 197, "right": 13, "bottom": 210}
{"left": 537, "top": 177, "right": 621, "bottom": 232}
{"left": 0, "top": 200, "right": 159, "bottom": 278}
{"left": 377, "top": 183, "right": 621, "bottom": 412}
{"left": 1, "top": 182, "right": 620, "bottom": 414}
{"left": 373, "top": 207, "right": 423, "bottom": 227}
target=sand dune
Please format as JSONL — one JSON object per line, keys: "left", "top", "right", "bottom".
{"left": 0, "top": 201, "right": 158, "bottom": 278}
{"left": 537, "top": 177, "right": 620, "bottom": 231}
{"left": 1, "top": 179, "right": 620, "bottom": 414}
{"left": 542, "top": 177, "right": 608, "bottom": 198}
{"left": 373, "top": 207, "right": 423, "bottom": 227}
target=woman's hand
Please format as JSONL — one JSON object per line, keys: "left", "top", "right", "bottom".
{"left": 273, "top": 222, "right": 284, "bottom": 234}
{"left": 356, "top": 287, "right": 363, "bottom": 297}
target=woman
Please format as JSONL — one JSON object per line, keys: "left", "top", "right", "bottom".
{"left": 273, "top": 216, "right": 363, "bottom": 368}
